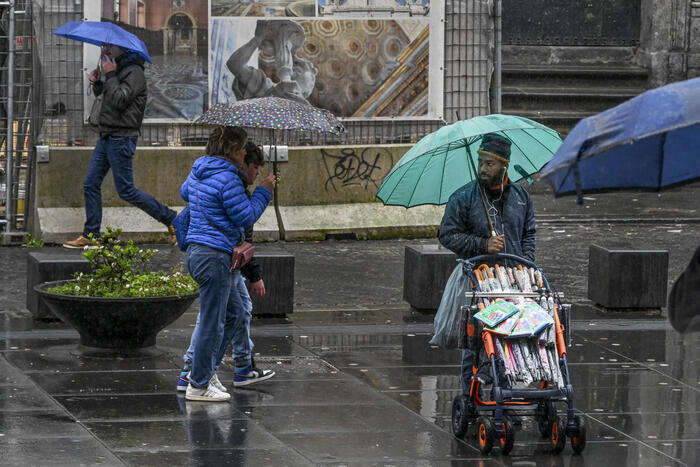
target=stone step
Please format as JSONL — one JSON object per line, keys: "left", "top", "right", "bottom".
{"left": 502, "top": 85, "right": 641, "bottom": 113}
{"left": 501, "top": 109, "right": 595, "bottom": 134}
{"left": 502, "top": 45, "right": 639, "bottom": 70}
{"left": 503, "top": 64, "right": 649, "bottom": 89}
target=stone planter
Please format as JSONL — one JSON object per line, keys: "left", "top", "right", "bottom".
{"left": 34, "top": 280, "right": 198, "bottom": 351}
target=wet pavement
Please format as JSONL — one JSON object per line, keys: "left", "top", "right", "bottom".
{"left": 0, "top": 187, "right": 698, "bottom": 465}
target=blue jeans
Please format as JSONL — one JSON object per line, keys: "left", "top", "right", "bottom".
{"left": 183, "top": 280, "right": 254, "bottom": 372}
{"left": 82, "top": 135, "right": 176, "bottom": 237}
{"left": 185, "top": 244, "right": 254, "bottom": 387}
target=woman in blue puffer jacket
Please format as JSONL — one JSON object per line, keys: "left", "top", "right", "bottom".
{"left": 180, "top": 126, "right": 275, "bottom": 402}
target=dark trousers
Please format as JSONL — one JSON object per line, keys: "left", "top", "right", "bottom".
{"left": 82, "top": 135, "right": 176, "bottom": 237}
{"left": 461, "top": 348, "right": 474, "bottom": 394}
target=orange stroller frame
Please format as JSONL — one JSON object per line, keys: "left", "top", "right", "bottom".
{"left": 451, "top": 253, "right": 586, "bottom": 455}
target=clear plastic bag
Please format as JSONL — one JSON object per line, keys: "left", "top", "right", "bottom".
{"left": 429, "top": 263, "right": 469, "bottom": 349}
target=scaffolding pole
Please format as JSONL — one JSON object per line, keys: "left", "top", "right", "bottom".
{"left": 493, "top": 0, "right": 502, "bottom": 113}
{"left": 3, "top": 0, "right": 16, "bottom": 232}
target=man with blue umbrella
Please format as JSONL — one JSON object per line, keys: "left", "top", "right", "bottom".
{"left": 63, "top": 40, "right": 177, "bottom": 247}
{"left": 438, "top": 133, "right": 536, "bottom": 393}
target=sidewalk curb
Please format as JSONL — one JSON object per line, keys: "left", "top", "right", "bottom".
{"left": 537, "top": 217, "right": 700, "bottom": 224}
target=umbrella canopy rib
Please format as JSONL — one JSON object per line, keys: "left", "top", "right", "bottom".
{"left": 504, "top": 132, "right": 538, "bottom": 173}
{"left": 406, "top": 152, "right": 435, "bottom": 207}
{"left": 382, "top": 155, "right": 424, "bottom": 206}
{"left": 520, "top": 128, "right": 559, "bottom": 156}
{"left": 438, "top": 141, "right": 451, "bottom": 204}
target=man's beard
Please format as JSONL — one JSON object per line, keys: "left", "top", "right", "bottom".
{"left": 479, "top": 175, "right": 499, "bottom": 188}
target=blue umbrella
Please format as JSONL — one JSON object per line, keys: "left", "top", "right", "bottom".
{"left": 53, "top": 21, "right": 151, "bottom": 63}
{"left": 541, "top": 77, "right": 699, "bottom": 203}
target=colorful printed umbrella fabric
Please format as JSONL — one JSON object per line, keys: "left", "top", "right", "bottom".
{"left": 377, "top": 114, "right": 562, "bottom": 207}
{"left": 53, "top": 21, "right": 151, "bottom": 63}
{"left": 195, "top": 98, "right": 345, "bottom": 135}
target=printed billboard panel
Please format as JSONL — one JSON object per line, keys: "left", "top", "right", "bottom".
{"left": 85, "top": 0, "right": 209, "bottom": 122}
{"left": 211, "top": 1, "right": 316, "bottom": 17}
{"left": 85, "top": 1, "right": 442, "bottom": 123}
{"left": 317, "top": 0, "right": 429, "bottom": 17}
{"left": 209, "top": 13, "right": 442, "bottom": 119}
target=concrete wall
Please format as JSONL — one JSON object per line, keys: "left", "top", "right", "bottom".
{"left": 639, "top": 0, "right": 700, "bottom": 85}
{"left": 38, "top": 145, "right": 411, "bottom": 209}
{"left": 35, "top": 145, "right": 448, "bottom": 243}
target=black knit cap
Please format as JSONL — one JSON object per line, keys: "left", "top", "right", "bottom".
{"left": 478, "top": 133, "right": 511, "bottom": 162}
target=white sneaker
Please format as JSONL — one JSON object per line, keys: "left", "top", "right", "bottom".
{"left": 210, "top": 373, "right": 228, "bottom": 393}
{"left": 185, "top": 383, "right": 231, "bottom": 402}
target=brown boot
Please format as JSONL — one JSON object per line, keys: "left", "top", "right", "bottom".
{"left": 62, "top": 235, "right": 95, "bottom": 249}
{"left": 167, "top": 224, "right": 177, "bottom": 246}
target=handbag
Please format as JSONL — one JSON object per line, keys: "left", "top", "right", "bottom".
{"left": 171, "top": 205, "right": 190, "bottom": 252}
{"left": 88, "top": 94, "right": 103, "bottom": 130}
{"left": 231, "top": 241, "right": 255, "bottom": 271}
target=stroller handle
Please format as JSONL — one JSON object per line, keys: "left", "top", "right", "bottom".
{"left": 462, "top": 253, "right": 539, "bottom": 270}
{"left": 461, "top": 253, "right": 552, "bottom": 292}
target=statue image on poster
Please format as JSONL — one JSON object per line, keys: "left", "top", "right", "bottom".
{"left": 210, "top": 17, "right": 432, "bottom": 118}
{"left": 226, "top": 20, "right": 317, "bottom": 104}
{"left": 318, "top": 0, "right": 429, "bottom": 17}
{"left": 211, "top": 0, "right": 315, "bottom": 17}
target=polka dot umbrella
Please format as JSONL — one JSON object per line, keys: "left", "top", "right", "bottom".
{"left": 194, "top": 97, "right": 345, "bottom": 241}
{"left": 194, "top": 97, "right": 345, "bottom": 135}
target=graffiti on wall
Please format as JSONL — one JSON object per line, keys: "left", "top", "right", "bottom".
{"left": 321, "top": 147, "right": 394, "bottom": 192}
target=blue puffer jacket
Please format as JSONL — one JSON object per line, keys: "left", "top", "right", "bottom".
{"left": 181, "top": 156, "right": 271, "bottom": 254}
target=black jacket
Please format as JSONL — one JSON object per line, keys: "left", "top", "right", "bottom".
{"left": 439, "top": 181, "right": 536, "bottom": 262}
{"left": 93, "top": 52, "right": 147, "bottom": 136}
{"left": 239, "top": 184, "right": 263, "bottom": 283}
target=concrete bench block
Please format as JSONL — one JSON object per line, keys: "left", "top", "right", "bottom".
{"left": 27, "top": 252, "right": 91, "bottom": 320}
{"left": 588, "top": 244, "right": 669, "bottom": 308}
{"left": 250, "top": 252, "right": 295, "bottom": 316}
{"left": 403, "top": 244, "right": 457, "bottom": 310}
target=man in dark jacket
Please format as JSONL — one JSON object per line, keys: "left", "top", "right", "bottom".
{"left": 438, "top": 133, "right": 536, "bottom": 393}
{"left": 63, "top": 43, "right": 177, "bottom": 248}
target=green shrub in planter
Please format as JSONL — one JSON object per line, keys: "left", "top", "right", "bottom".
{"left": 49, "top": 227, "right": 197, "bottom": 298}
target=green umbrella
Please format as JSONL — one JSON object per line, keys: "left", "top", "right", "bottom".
{"left": 377, "top": 114, "right": 562, "bottom": 207}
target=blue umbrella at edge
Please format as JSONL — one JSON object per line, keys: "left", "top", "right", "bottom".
{"left": 540, "top": 77, "right": 700, "bottom": 203}
{"left": 53, "top": 21, "right": 151, "bottom": 63}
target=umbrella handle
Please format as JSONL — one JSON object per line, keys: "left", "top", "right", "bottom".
{"left": 466, "top": 142, "right": 498, "bottom": 238}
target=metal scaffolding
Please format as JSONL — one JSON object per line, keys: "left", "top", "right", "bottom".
{"left": 1, "top": 0, "right": 34, "bottom": 242}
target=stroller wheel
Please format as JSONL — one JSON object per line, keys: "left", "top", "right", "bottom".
{"left": 498, "top": 419, "right": 515, "bottom": 455}
{"left": 476, "top": 416, "right": 495, "bottom": 454}
{"left": 570, "top": 415, "right": 587, "bottom": 454}
{"left": 549, "top": 416, "right": 567, "bottom": 454}
{"left": 451, "top": 395, "right": 471, "bottom": 438}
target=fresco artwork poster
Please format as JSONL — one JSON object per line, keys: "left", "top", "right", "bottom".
{"left": 209, "top": 12, "right": 442, "bottom": 119}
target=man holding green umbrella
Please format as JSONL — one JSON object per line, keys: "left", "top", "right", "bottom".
{"left": 438, "top": 133, "right": 536, "bottom": 392}
{"left": 439, "top": 133, "right": 536, "bottom": 260}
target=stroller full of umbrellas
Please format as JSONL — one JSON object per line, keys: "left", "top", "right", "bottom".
{"left": 450, "top": 253, "right": 586, "bottom": 456}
